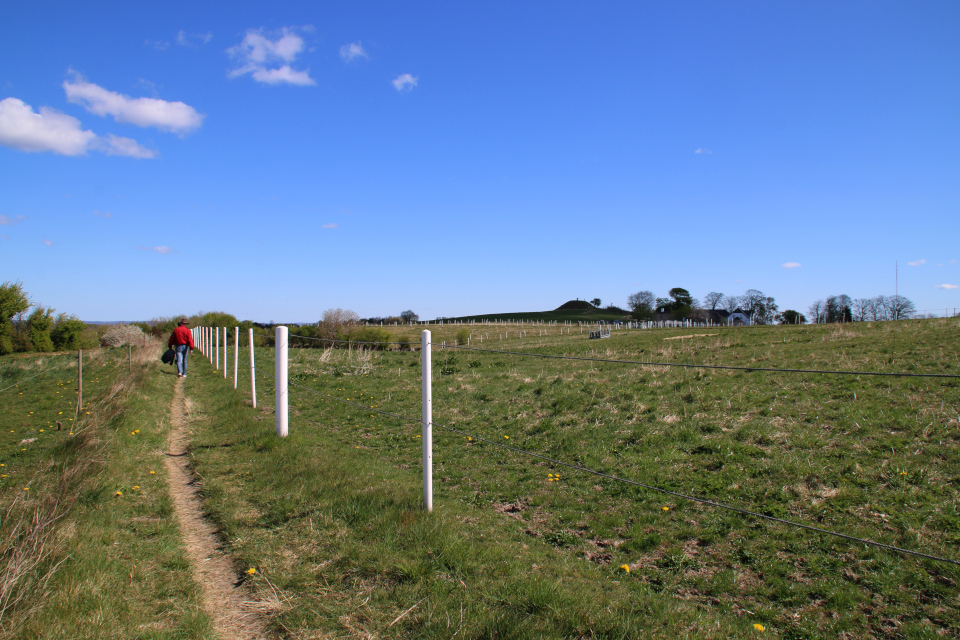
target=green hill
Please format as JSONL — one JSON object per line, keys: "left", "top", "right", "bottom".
{"left": 435, "top": 301, "right": 631, "bottom": 323}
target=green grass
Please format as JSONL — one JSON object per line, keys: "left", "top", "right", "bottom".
{"left": 189, "top": 318, "right": 959, "bottom": 638}
{"left": 0, "top": 346, "right": 210, "bottom": 639}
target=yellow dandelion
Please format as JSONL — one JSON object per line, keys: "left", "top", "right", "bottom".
{"left": 504, "top": 435, "right": 509, "bottom": 439}
{"left": 247, "top": 567, "right": 256, "bottom": 575}
{"left": 620, "top": 564, "right": 630, "bottom": 573}
{"left": 23, "top": 487, "right": 28, "bottom": 491}
{"left": 39, "top": 430, "right": 43, "bottom": 433}
{"left": 115, "top": 491, "right": 122, "bottom": 496}
{"left": 753, "top": 624, "right": 765, "bottom": 632}
{"left": 662, "top": 507, "right": 670, "bottom": 512}
{"left": 132, "top": 485, "right": 140, "bottom": 490}
{"left": 467, "top": 437, "right": 472, "bottom": 441}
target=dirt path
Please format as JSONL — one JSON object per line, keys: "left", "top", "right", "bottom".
{"left": 165, "top": 378, "right": 268, "bottom": 640}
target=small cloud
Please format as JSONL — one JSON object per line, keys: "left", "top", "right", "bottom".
{"left": 1, "top": 235, "right": 9, "bottom": 240}
{"left": 782, "top": 262, "right": 802, "bottom": 269}
{"left": 139, "top": 245, "right": 174, "bottom": 254}
{"left": 145, "top": 39, "right": 169, "bottom": 50}
{"left": 907, "top": 259, "right": 926, "bottom": 267}
{"left": 177, "top": 30, "right": 213, "bottom": 47}
{"left": 935, "top": 284, "right": 958, "bottom": 290}
{"left": 251, "top": 66, "right": 315, "bottom": 86}
{"left": 322, "top": 223, "right": 338, "bottom": 229}
{"left": 392, "top": 73, "right": 418, "bottom": 92}
{"left": 340, "top": 42, "right": 369, "bottom": 62}
{"left": 64, "top": 73, "right": 204, "bottom": 134}
{"left": 227, "top": 27, "right": 315, "bottom": 86}
{"left": 694, "top": 148, "right": 713, "bottom": 154}
{"left": 94, "top": 134, "right": 157, "bottom": 158}
{"left": 43, "top": 239, "right": 53, "bottom": 246}
{"left": 0, "top": 215, "right": 26, "bottom": 225}
{"left": 93, "top": 211, "right": 113, "bottom": 218}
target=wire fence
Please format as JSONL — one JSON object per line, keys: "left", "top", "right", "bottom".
{"left": 194, "top": 324, "right": 960, "bottom": 570}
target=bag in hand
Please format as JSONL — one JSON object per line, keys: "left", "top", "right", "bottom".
{"left": 161, "top": 349, "right": 176, "bottom": 365}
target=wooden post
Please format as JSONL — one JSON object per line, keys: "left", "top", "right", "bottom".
{"left": 76, "top": 349, "right": 83, "bottom": 416}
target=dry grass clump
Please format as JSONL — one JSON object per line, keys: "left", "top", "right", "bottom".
{"left": 100, "top": 324, "right": 144, "bottom": 347}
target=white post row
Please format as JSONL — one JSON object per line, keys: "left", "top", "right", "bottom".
{"left": 248, "top": 328, "right": 257, "bottom": 409}
{"left": 422, "top": 330, "right": 433, "bottom": 512}
{"left": 275, "top": 325, "right": 288, "bottom": 437}
{"left": 233, "top": 327, "right": 239, "bottom": 389}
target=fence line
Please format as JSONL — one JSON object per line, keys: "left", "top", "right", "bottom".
{"left": 193, "top": 325, "right": 960, "bottom": 569}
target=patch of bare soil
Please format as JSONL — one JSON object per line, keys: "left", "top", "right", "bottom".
{"left": 165, "top": 378, "right": 269, "bottom": 639}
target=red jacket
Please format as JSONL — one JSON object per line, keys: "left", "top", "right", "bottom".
{"left": 169, "top": 325, "right": 195, "bottom": 349}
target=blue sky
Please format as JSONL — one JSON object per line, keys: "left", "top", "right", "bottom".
{"left": 2, "top": 1, "right": 958, "bottom": 322}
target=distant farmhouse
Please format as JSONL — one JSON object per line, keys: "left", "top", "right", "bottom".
{"left": 653, "top": 308, "right": 752, "bottom": 326}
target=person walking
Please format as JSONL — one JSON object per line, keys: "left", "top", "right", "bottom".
{"left": 168, "top": 317, "right": 195, "bottom": 378}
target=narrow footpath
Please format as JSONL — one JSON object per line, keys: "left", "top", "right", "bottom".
{"left": 165, "top": 377, "right": 268, "bottom": 640}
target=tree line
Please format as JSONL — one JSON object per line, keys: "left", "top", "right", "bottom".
{"left": 625, "top": 286, "right": 917, "bottom": 325}
{"left": 0, "top": 281, "right": 88, "bottom": 354}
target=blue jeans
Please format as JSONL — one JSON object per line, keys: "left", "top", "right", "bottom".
{"left": 174, "top": 344, "right": 189, "bottom": 376}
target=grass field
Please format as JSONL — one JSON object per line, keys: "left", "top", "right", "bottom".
{"left": 1, "top": 319, "right": 957, "bottom": 638}
{"left": 189, "top": 318, "right": 959, "bottom": 638}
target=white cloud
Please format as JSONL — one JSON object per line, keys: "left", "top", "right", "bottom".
{"left": 228, "top": 28, "right": 315, "bottom": 86}
{"left": 145, "top": 39, "right": 170, "bottom": 50}
{"left": 694, "top": 148, "right": 713, "bottom": 154}
{"left": 0, "top": 214, "right": 27, "bottom": 225}
{"left": 139, "top": 246, "right": 174, "bottom": 254}
{"left": 64, "top": 76, "right": 204, "bottom": 134}
{"left": 43, "top": 239, "right": 53, "bottom": 246}
{"left": 782, "top": 262, "right": 802, "bottom": 268}
{"left": 322, "top": 223, "right": 338, "bottom": 229}
{"left": 251, "top": 66, "right": 315, "bottom": 86}
{"left": 935, "top": 284, "right": 958, "bottom": 290}
{"left": 340, "top": 42, "right": 368, "bottom": 62}
{"left": 392, "top": 73, "right": 418, "bottom": 92}
{"left": 95, "top": 134, "right": 157, "bottom": 158}
{"left": 908, "top": 259, "right": 926, "bottom": 266}
{"left": 93, "top": 211, "right": 113, "bottom": 218}
{"left": 0, "top": 97, "right": 96, "bottom": 155}
{"left": 177, "top": 30, "right": 213, "bottom": 47}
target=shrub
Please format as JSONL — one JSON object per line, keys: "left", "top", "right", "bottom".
{"left": 27, "top": 307, "right": 55, "bottom": 352}
{"left": 51, "top": 314, "right": 86, "bottom": 350}
{"left": 348, "top": 327, "right": 392, "bottom": 350}
{"left": 456, "top": 328, "right": 470, "bottom": 345}
{"left": 101, "top": 324, "right": 145, "bottom": 347}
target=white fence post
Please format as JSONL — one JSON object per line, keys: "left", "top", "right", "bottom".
{"left": 276, "top": 325, "right": 288, "bottom": 437}
{"left": 215, "top": 327, "right": 219, "bottom": 369}
{"left": 422, "top": 330, "right": 433, "bottom": 512}
{"left": 233, "top": 327, "right": 239, "bottom": 388}
{"left": 248, "top": 328, "right": 257, "bottom": 409}
{"left": 223, "top": 327, "right": 228, "bottom": 379}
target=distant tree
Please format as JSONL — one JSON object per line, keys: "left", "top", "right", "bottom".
{"left": 825, "top": 295, "right": 853, "bottom": 323}
{"left": 885, "top": 295, "right": 915, "bottom": 320}
{"left": 399, "top": 310, "right": 419, "bottom": 323}
{"left": 655, "top": 297, "right": 671, "bottom": 313}
{"left": 776, "top": 310, "right": 807, "bottom": 325}
{"left": 702, "top": 292, "right": 724, "bottom": 310}
{"left": 723, "top": 295, "right": 742, "bottom": 313}
{"left": 666, "top": 287, "right": 694, "bottom": 319}
{"left": 740, "top": 289, "right": 778, "bottom": 324}
{"left": 0, "top": 281, "right": 30, "bottom": 355}
{"left": 808, "top": 299, "right": 825, "bottom": 324}
{"left": 852, "top": 298, "right": 872, "bottom": 322}
{"left": 590, "top": 298, "right": 601, "bottom": 308}
{"left": 26, "top": 306, "right": 55, "bottom": 352}
{"left": 870, "top": 296, "right": 888, "bottom": 321}
{"left": 627, "top": 291, "right": 655, "bottom": 321}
